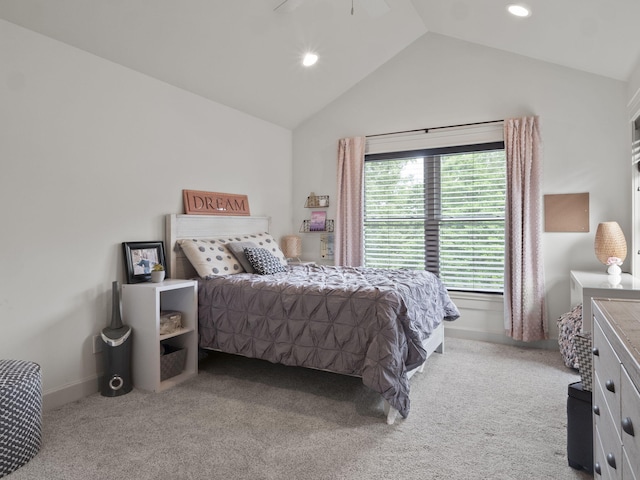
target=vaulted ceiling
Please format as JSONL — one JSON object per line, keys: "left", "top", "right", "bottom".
{"left": 1, "top": 0, "right": 639, "bottom": 129}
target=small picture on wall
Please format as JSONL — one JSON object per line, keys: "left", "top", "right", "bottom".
{"left": 320, "top": 233, "right": 334, "bottom": 260}
{"left": 123, "top": 241, "right": 166, "bottom": 283}
{"left": 310, "top": 211, "right": 327, "bottom": 231}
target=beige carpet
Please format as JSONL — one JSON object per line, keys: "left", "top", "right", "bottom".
{"left": 10, "top": 337, "right": 593, "bottom": 480}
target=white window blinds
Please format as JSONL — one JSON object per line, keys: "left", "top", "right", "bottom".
{"left": 364, "top": 142, "right": 506, "bottom": 293}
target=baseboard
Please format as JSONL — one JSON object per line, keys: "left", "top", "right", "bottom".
{"left": 43, "top": 375, "right": 100, "bottom": 412}
{"left": 444, "top": 325, "right": 559, "bottom": 350}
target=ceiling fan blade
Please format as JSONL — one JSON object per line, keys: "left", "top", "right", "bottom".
{"left": 273, "top": 0, "right": 304, "bottom": 13}
{"left": 358, "top": 0, "right": 390, "bottom": 17}
{"left": 273, "top": 0, "right": 390, "bottom": 16}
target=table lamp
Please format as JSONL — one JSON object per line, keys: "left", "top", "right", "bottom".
{"left": 594, "top": 221, "right": 627, "bottom": 275}
{"left": 282, "top": 235, "right": 302, "bottom": 263}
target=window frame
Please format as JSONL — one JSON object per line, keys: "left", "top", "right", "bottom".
{"left": 364, "top": 141, "right": 506, "bottom": 294}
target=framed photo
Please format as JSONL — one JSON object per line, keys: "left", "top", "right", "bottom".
{"left": 123, "top": 241, "right": 166, "bottom": 283}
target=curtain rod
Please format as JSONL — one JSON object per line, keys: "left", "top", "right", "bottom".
{"left": 366, "top": 119, "right": 503, "bottom": 138}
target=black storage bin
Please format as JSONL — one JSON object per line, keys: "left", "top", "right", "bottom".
{"left": 567, "top": 381, "right": 593, "bottom": 473}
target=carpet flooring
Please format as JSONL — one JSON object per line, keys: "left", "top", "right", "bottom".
{"left": 9, "top": 337, "right": 594, "bottom": 479}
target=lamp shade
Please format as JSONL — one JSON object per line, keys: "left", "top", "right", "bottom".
{"left": 594, "top": 221, "right": 627, "bottom": 265}
{"left": 281, "top": 235, "right": 302, "bottom": 259}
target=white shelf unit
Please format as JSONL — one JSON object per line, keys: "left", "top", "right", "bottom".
{"left": 122, "top": 279, "right": 198, "bottom": 392}
{"left": 569, "top": 270, "right": 640, "bottom": 333}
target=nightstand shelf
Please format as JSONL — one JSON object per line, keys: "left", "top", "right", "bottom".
{"left": 299, "top": 219, "right": 334, "bottom": 233}
{"left": 159, "top": 326, "right": 194, "bottom": 342}
{"left": 122, "top": 279, "right": 198, "bottom": 392}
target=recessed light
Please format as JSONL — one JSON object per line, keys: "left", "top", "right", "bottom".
{"left": 302, "top": 52, "right": 318, "bottom": 67}
{"left": 507, "top": 4, "right": 531, "bottom": 17}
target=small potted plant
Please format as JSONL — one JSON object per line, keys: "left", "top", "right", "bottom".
{"left": 151, "top": 263, "right": 165, "bottom": 283}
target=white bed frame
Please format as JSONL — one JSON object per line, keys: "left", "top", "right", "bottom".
{"left": 166, "top": 213, "right": 445, "bottom": 424}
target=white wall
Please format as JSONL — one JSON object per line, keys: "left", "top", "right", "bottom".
{"left": 628, "top": 57, "right": 640, "bottom": 105}
{"left": 0, "top": 19, "right": 292, "bottom": 408}
{"left": 292, "top": 32, "right": 630, "bottom": 346}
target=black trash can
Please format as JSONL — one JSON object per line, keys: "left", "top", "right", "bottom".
{"left": 101, "top": 325, "right": 132, "bottom": 397}
{"left": 567, "top": 381, "right": 593, "bottom": 473}
{"left": 101, "top": 281, "right": 133, "bottom": 397}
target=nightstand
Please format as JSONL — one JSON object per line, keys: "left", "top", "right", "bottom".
{"left": 121, "top": 279, "right": 198, "bottom": 392}
{"left": 570, "top": 270, "right": 640, "bottom": 333}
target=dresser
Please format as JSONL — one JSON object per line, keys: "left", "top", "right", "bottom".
{"left": 592, "top": 298, "right": 640, "bottom": 479}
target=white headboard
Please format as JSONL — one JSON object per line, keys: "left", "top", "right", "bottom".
{"left": 165, "top": 214, "right": 271, "bottom": 279}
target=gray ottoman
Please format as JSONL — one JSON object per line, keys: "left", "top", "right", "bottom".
{"left": 0, "top": 360, "right": 42, "bottom": 478}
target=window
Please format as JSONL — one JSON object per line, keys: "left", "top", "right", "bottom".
{"left": 363, "top": 142, "right": 506, "bottom": 293}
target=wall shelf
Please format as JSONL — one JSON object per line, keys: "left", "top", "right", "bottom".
{"left": 305, "top": 195, "right": 329, "bottom": 208}
{"left": 300, "top": 219, "right": 334, "bottom": 233}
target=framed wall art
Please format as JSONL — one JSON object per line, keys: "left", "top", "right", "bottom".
{"left": 122, "top": 241, "right": 166, "bottom": 283}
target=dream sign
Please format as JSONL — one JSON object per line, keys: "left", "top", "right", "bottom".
{"left": 183, "top": 190, "right": 250, "bottom": 216}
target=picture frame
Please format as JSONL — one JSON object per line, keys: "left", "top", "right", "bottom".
{"left": 309, "top": 211, "right": 327, "bottom": 231}
{"left": 122, "top": 241, "right": 166, "bottom": 283}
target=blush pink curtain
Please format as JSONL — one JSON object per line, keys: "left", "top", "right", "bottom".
{"left": 336, "top": 136, "right": 366, "bottom": 266}
{"left": 504, "top": 116, "right": 547, "bottom": 341}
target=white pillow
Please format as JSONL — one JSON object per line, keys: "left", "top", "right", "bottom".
{"left": 177, "top": 238, "right": 244, "bottom": 277}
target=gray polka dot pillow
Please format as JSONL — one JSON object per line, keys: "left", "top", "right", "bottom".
{"left": 177, "top": 233, "right": 287, "bottom": 278}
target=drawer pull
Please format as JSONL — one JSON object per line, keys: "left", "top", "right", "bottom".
{"left": 594, "top": 462, "right": 601, "bottom": 475}
{"left": 593, "top": 405, "right": 600, "bottom": 416}
{"left": 592, "top": 347, "right": 599, "bottom": 356}
{"left": 606, "top": 453, "right": 616, "bottom": 469}
{"left": 605, "top": 380, "right": 615, "bottom": 393}
{"left": 622, "top": 417, "right": 635, "bottom": 436}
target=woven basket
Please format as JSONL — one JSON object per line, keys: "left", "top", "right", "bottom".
{"left": 574, "top": 332, "right": 592, "bottom": 391}
{"left": 160, "top": 345, "right": 187, "bottom": 382}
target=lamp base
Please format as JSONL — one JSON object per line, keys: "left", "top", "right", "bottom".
{"left": 607, "top": 264, "right": 622, "bottom": 275}
{"left": 607, "top": 274, "right": 622, "bottom": 286}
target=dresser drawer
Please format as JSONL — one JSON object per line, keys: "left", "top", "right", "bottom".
{"left": 594, "top": 374, "right": 623, "bottom": 479}
{"left": 594, "top": 426, "right": 613, "bottom": 480}
{"left": 595, "top": 371, "right": 619, "bottom": 438}
{"left": 594, "top": 320, "right": 622, "bottom": 425}
{"left": 621, "top": 365, "right": 640, "bottom": 474}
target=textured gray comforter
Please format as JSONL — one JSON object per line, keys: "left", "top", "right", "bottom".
{"left": 198, "top": 264, "right": 459, "bottom": 418}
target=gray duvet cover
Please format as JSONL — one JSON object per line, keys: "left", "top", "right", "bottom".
{"left": 198, "top": 264, "right": 459, "bottom": 418}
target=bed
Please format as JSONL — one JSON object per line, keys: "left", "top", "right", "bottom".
{"left": 166, "top": 213, "right": 460, "bottom": 424}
